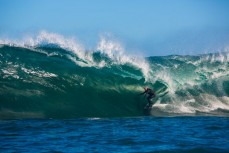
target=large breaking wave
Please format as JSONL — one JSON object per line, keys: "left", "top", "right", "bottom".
{"left": 0, "top": 31, "right": 229, "bottom": 119}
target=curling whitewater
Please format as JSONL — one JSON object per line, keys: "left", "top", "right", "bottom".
{"left": 0, "top": 39, "right": 229, "bottom": 119}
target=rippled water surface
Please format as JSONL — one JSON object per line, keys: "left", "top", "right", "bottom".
{"left": 0, "top": 116, "right": 228, "bottom": 153}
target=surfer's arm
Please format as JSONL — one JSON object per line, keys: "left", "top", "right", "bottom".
{"left": 139, "top": 91, "right": 146, "bottom": 95}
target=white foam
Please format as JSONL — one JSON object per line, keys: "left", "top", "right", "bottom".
{"left": 0, "top": 31, "right": 150, "bottom": 79}
{"left": 97, "top": 35, "right": 124, "bottom": 59}
{"left": 161, "top": 93, "right": 229, "bottom": 114}
{"left": 0, "top": 31, "right": 96, "bottom": 66}
{"left": 96, "top": 35, "right": 150, "bottom": 79}
{"left": 202, "top": 94, "right": 229, "bottom": 111}
{"left": 21, "top": 67, "right": 57, "bottom": 78}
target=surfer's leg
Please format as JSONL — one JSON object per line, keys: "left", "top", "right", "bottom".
{"left": 147, "top": 95, "right": 153, "bottom": 107}
{"left": 151, "top": 95, "right": 156, "bottom": 106}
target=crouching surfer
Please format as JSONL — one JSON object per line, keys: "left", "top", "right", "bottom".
{"left": 140, "top": 87, "right": 156, "bottom": 109}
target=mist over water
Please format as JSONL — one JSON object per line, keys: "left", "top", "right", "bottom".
{"left": 0, "top": 31, "right": 229, "bottom": 119}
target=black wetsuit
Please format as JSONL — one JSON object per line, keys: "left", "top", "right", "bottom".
{"left": 140, "top": 88, "right": 156, "bottom": 107}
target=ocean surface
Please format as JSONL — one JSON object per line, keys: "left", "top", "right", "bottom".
{"left": 0, "top": 32, "right": 229, "bottom": 152}
{"left": 1, "top": 117, "right": 228, "bottom": 153}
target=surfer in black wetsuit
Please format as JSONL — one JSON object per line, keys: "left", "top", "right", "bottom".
{"left": 140, "top": 87, "right": 156, "bottom": 108}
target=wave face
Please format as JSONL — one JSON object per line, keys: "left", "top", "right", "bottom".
{"left": 0, "top": 33, "right": 229, "bottom": 119}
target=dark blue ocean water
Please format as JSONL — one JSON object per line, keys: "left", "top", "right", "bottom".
{"left": 0, "top": 116, "right": 228, "bottom": 153}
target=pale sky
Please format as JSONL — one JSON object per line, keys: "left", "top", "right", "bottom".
{"left": 1, "top": 0, "right": 229, "bottom": 56}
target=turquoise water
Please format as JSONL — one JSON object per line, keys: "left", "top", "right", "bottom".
{"left": 0, "top": 36, "right": 229, "bottom": 152}
{"left": 1, "top": 117, "right": 228, "bottom": 152}
{"left": 0, "top": 45, "right": 229, "bottom": 119}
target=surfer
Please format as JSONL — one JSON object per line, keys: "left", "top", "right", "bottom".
{"left": 140, "top": 87, "right": 156, "bottom": 108}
